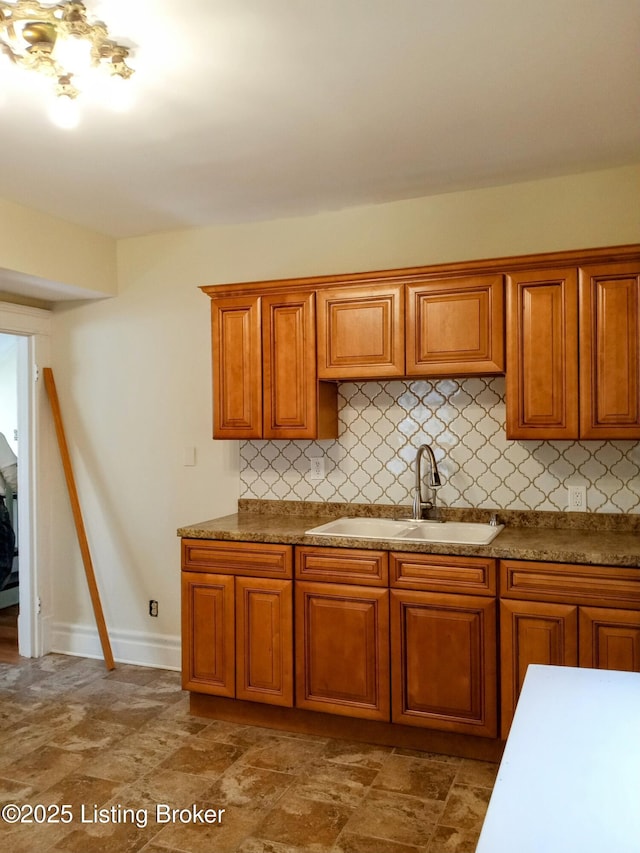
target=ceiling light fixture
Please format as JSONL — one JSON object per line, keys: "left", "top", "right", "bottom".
{"left": 0, "top": 0, "right": 134, "bottom": 127}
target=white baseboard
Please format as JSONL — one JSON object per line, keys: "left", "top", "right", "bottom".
{"left": 50, "top": 622, "right": 181, "bottom": 671}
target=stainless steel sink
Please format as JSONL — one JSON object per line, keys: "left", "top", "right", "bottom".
{"left": 305, "top": 517, "right": 504, "bottom": 545}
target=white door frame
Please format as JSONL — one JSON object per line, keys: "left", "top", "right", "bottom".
{"left": 0, "top": 302, "right": 51, "bottom": 658}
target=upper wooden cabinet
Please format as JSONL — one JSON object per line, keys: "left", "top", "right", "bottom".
{"left": 316, "top": 276, "right": 504, "bottom": 380}
{"left": 579, "top": 263, "right": 640, "bottom": 439}
{"left": 203, "top": 244, "right": 640, "bottom": 441}
{"left": 506, "top": 260, "right": 640, "bottom": 439}
{"left": 406, "top": 274, "right": 504, "bottom": 376}
{"left": 506, "top": 267, "right": 579, "bottom": 439}
{"left": 317, "top": 284, "right": 405, "bottom": 379}
{"left": 211, "top": 295, "right": 262, "bottom": 439}
{"left": 210, "top": 292, "right": 338, "bottom": 440}
{"left": 261, "top": 292, "right": 337, "bottom": 439}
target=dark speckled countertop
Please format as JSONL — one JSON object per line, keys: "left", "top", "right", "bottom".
{"left": 177, "top": 500, "right": 640, "bottom": 568}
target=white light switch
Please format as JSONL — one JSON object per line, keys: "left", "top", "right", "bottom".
{"left": 183, "top": 446, "right": 196, "bottom": 467}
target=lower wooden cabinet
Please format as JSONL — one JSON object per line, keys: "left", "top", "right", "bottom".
{"left": 182, "top": 572, "right": 235, "bottom": 697}
{"left": 499, "top": 599, "right": 578, "bottom": 737}
{"left": 500, "top": 559, "right": 640, "bottom": 737}
{"left": 182, "top": 571, "right": 293, "bottom": 706}
{"left": 579, "top": 606, "right": 640, "bottom": 671}
{"left": 295, "top": 580, "right": 390, "bottom": 720}
{"left": 182, "top": 542, "right": 640, "bottom": 747}
{"left": 391, "top": 590, "right": 497, "bottom": 737}
{"left": 235, "top": 576, "right": 294, "bottom": 706}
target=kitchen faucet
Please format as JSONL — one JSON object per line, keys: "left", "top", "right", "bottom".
{"left": 412, "top": 443, "right": 442, "bottom": 520}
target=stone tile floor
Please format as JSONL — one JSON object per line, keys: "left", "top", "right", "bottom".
{"left": 0, "top": 654, "right": 497, "bottom": 852}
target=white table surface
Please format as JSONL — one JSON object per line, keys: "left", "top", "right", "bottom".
{"left": 476, "top": 664, "right": 640, "bottom": 853}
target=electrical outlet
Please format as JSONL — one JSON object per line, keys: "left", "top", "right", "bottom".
{"left": 568, "top": 485, "right": 587, "bottom": 511}
{"left": 149, "top": 600, "right": 158, "bottom": 617}
{"left": 309, "top": 456, "right": 325, "bottom": 480}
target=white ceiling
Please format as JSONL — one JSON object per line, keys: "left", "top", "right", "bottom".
{"left": 0, "top": 0, "right": 639, "bottom": 239}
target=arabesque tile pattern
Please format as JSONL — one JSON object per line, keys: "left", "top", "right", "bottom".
{"left": 240, "top": 377, "right": 640, "bottom": 513}
{"left": 0, "top": 654, "right": 496, "bottom": 852}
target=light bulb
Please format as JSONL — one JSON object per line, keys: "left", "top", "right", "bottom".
{"left": 54, "top": 34, "right": 92, "bottom": 76}
{"left": 48, "top": 94, "right": 80, "bottom": 129}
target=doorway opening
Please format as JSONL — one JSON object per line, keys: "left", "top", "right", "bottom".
{"left": 0, "top": 302, "right": 51, "bottom": 661}
{"left": 0, "top": 333, "right": 19, "bottom": 661}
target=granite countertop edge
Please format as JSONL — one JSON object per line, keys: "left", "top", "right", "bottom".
{"left": 177, "top": 502, "right": 640, "bottom": 568}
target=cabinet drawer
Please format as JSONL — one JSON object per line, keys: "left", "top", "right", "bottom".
{"left": 182, "top": 539, "right": 293, "bottom": 578}
{"left": 390, "top": 553, "right": 496, "bottom": 595}
{"left": 295, "top": 546, "right": 388, "bottom": 585}
{"left": 500, "top": 560, "right": 640, "bottom": 609}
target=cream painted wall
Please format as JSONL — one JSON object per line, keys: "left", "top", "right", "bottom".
{"left": 0, "top": 197, "right": 117, "bottom": 298}
{"left": 117, "top": 164, "right": 640, "bottom": 285}
{"left": 48, "top": 164, "right": 640, "bottom": 666}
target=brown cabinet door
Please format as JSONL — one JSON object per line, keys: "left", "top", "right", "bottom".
{"left": 506, "top": 268, "right": 579, "bottom": 439}
{"left": 579, "top": 606, "right": 640, "bottom": 672}
{"left": 317, "top": 284, "right": 405, "bottom": 378}
{"left": 181, "top": 572, "right": 235, "bottom": 697}
{"left": 406, "top": 275, "right": 504, "bottom": 376}
{"left": 391, "top": 590, "right": 497, "bottom": 737}
{"left": 295, "top": 581, "right": 390, "bottom": 720}
{"left": 500, "top": 599, "right": 578, "bottom": 737}
{"left": 211, "top": 295, "right": 262, "bottom": 439}
{"left": 579, "top": 262, "right": 640, "bottom": 439}
{"left": 235, "top": 577, "right": 293, "bottom": 707}
{"left": 262, "top": 292, "right": 337, "bottom": 439}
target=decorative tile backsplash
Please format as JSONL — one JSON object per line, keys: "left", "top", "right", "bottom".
{"left": 239, "top": 378, "right": 640, "bottom": 514}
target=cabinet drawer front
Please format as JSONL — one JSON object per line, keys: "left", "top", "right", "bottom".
{"left": 182, "top": 539, "right": 293, "bottom": 578}
{"left": 390, "top": 553, "right": 496, "bottom": 595}
{"left": 296, "top": 546, "right": 388, "bottom": 585}
{"left": 500, "top": 559, "right": 640, "bottom": 609}
{"left": 317, "top": 284, "right": 405, "bottom": 379}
